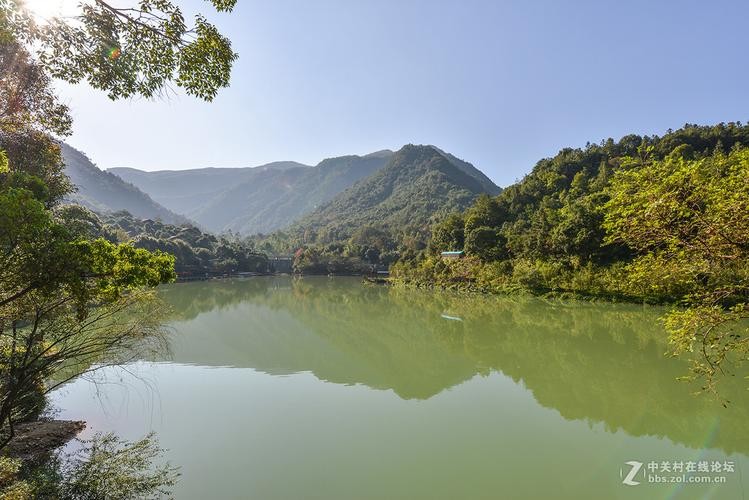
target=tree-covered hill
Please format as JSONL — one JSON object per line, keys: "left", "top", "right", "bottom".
{"left": 106, "top": 145, "right": 498, "bottom": 240}
{"left": 288, "top": 144, "right": 501, "bottom": 242}
{"left": 61, "top": 143, "right": 189, "bottom": 225}
{"left": 56, "top": 206, "right": 269, "bottom": 276}
{"left": 433, "top": 146, "right": 501, "bottom": 195}
{"left": 418, "top": 122, "right": 749, "bottom": 268}
{"left": 177, "top": 165, "right": 310, "bottom": 234}
{"left": 394, "top": 123, "right": 749, "bottom": 388}
{"left": 246, "top": 145, "right": 500, "bottom": 275}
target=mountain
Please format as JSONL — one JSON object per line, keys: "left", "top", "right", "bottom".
{"left": 109, "top": 161, "right": 309, "bottom": 217}
{"left": 61, "top": 143, "right": 189, "bottom": 225}
{"left": 394, "top": 122, "right": 749, "bottom": 292}
{"left": 110, "top": 151, "right": 394, "bottom": 235}
{"left": 288, "top": 144, "right": 501, "bottom": 238}
{"left": 213, "top": 152, "right": 394, "bottom": 235}
{"left": 433, "top": 147, "right": 501, "bottom": 195}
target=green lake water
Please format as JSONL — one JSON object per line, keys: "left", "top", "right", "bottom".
{"left": 51, "top": 276, "right": 749, "bottom": 499}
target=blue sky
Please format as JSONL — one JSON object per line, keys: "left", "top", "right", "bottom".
{"left": 57, "top": 0, "right": 749, "bottom": 186}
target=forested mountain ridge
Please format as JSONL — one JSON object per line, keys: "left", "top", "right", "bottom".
{"left": 65, "top": 141, "right": 499, "bottom": 275}
{"left": 106, "top": 145, "right": 497, "bottom": 239}
{"left": 61, "top": 142, "right": 190, "bottom": 225}
{"left": 110, "top": 152, "right": 394, "bottom": 235}
{"left": 406, "top": 122, "right": 749, "bottom": 272}
{"left": 433, "top": 147, "right": 501, "bottom": 195}
{"left": 288, "top": 144, "right": 501, "bottom": 241}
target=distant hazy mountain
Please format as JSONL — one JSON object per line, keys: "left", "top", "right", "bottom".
{"left": 104, "top": 145, "right": 498, "bottom": 237}
{"left": 111, "top": 151, "right": 394, "bottom": 234}
{"left": 214, "top": 152, "right": 394, "bottom": 234}
{"left": 109, "top": 161, "right": 309, "bottom": 217}
{"left": 61, "top": 143, "right": 189, "bottom": 225}
{"left": 289, "top": 144, "right": 501, "bottom": 237}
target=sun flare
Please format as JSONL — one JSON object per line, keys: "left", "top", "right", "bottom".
{"left": 23, "top": 0, "right": 80, "bottom": 21}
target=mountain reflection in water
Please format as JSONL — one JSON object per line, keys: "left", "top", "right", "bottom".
{"left": 158, "top": 276, "right": 749, "bottom": 456}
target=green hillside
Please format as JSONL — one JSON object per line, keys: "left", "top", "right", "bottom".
{"left": 394, "top": 122, "right": 749, "bottom": 303}
{"left": 245, "top": 145, "right": 500, "bottom": 274}
{"left": 433, "top": 146, "right": 501, "bottom": 195}
{"left": 56, "top": 206, "right": 268, "bottom": 276}
{"left": 61, "top": 142, "right": 189, "bottom": 225}
{"left": 181, "top": 166, "right": 310, "bottom": 234}
{"left": 289, "top": 144, "right": 500, "bottom": 241}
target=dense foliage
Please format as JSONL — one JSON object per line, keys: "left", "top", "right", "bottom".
{"left": 2, "top": 433, "right": 178, "bottom": 500}
{"left": 89, "top": 210, "right": 270, "bottom": 276}
{"left": 3, "top": 0, "right": 237, "bottom": 101}
{"left": 286, "top": 225, "right": 403, "bottom": 275}
{"left": 0, "top": 0, "right": 241, "bottom": 494}
{"left": 605, "top": 146, "right": 749, "bottom": 391}
{"left": 0, "top": 39, "right": 177, "bottom": 448}
{"left": 393, "top": 123, "right": 749, "bottom": 391}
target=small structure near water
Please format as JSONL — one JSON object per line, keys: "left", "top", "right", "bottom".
{"left": 364, "top": 268, "right": 390, "bottom": 284}
{"left": 440, "top": 251, "right": 464, "bottom": 260}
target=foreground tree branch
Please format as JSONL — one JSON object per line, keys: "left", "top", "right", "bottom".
{"left": 1, "top": 0, "right": 239, "bottom": 101}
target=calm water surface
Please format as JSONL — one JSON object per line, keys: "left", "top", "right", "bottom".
{"left": 51, "top": 277, "right": 749, "bottom": 499}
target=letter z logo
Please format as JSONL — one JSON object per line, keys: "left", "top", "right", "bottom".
{"left": 621, "top": 461, "right": 643, "bottom": 486}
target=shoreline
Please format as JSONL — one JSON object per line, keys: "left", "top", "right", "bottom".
{"left": 388, "top": 276, "right": 678, "bottom": 307}
{"left": 176, "top": 271, "right": 384, "bottom": 282}
{"left": 3, "top": 420, "right": 86, "bottom": 462}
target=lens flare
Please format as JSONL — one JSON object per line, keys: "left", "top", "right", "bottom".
{"left": 107, "top": 47, "right": 122, "bottom": 61}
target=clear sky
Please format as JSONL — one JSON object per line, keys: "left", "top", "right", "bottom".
{"left": 56, "top": 0, "right": 749, "bottom": 187}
